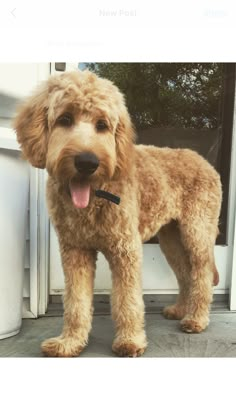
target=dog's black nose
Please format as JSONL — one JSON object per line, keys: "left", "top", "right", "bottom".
{"left": 74, "top": 152, "right": 99, "bottom": 175}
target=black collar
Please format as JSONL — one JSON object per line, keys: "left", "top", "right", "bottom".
{"left": 95, "top": 190, "right": 120, "bottom": 205}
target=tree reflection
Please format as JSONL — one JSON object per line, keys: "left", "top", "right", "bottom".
{"left": 85, "top": 63, "right": 223, "bottom": 130}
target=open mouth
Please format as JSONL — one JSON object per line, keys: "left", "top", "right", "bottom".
{"left": 69, "top": 178, "right": 91, "bottom": 209}
{"left": 69, "top": 178, "right": 121, "bottom": 208}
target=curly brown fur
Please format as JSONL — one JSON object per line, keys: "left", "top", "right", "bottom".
{"left": 14, "top": 70, "right": 222, "bottom": 357}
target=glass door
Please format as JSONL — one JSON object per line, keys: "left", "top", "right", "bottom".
{"left": 49, "top": 63, "right": 236, "bottom": 305}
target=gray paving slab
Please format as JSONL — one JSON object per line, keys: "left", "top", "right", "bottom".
{"left": 0, "top": 313, "right": 236, "bottom": 357}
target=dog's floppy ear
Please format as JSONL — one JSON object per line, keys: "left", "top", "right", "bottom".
{"left": 115, "top": 106, "right": 135, "bottom": 177}
{"left": 14, "top": 83, "right": 49, "bottom": 169}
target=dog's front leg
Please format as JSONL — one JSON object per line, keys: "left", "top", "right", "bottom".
{"left": 41, "top": 248, "right": 96, "bottom": 357}
{"left": 106, "top": 242, "right": 147, "bottom": 357}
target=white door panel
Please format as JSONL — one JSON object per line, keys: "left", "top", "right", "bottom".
{"left": 49, "top": 224, "right": 229, "bottom": 295}
{"left": 0, "top": 63, "right": 50, "bottom": 317}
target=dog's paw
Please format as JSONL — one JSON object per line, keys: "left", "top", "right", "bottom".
{"left": 180, "top": 317, "right": 209, "bottom": 333}
{"left": 163, "top": 304, "right": 185, "bottom": 320}
{"left": 112, "top": 336, "right": 147, "bottom": 357}
{"left": 41, "top": 336, "right": 85, "bottom": 357}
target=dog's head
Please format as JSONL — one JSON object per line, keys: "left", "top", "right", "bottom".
{"left": 14, "top": 70, "right": 135, "bottom": 208}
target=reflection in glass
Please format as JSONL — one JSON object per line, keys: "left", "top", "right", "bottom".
{"left": 79, "top": 63, "right": 223, "bottom": 170}
{"left": 78, "top": 63, "right": 235, "bottom": 245}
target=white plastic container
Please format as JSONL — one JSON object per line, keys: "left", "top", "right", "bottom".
{"left": 0, "top": 128, "right": 29, "bottom": 339}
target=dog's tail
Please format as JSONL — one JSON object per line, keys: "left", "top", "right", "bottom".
{"left": 212, "top": 227, "right": 220, "bottom": 287}
{"left": 213, "top": 262, "right": 219, "bottom": 286}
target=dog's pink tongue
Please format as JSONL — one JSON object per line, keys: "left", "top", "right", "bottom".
{"left": 69, "top": 181, "right": 91, "bottom": 209}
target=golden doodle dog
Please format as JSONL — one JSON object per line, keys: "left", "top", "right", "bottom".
{"left": 14, "top": 70, "right": 222, "bottom": 357}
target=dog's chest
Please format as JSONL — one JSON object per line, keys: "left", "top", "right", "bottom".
{"left": 48, "top": 179, "right": 139, "bottom": 251}
{"left": 54, "top": 200, "right": 120, "bottom": 250}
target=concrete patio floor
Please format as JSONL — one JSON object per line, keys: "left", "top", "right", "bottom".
{"left": 1, "top": 312, "right": 236, "bottom": 357}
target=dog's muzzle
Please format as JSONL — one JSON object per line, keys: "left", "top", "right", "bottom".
{"left": 74, "top": 152, "right": 99, "bottom": 175}
{"left": 71, "top": 152, "right": 120, "bottom": 207}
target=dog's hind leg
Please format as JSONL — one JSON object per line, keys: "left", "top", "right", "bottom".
{"left": 158, "top": 220, "right": 191, "bottom": 320}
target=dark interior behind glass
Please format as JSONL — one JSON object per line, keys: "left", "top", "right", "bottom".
{"left": 80, "top": 63, "right": 235, "bottom": 245}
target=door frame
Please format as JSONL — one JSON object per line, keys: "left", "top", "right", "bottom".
{"left": 228, "top": 82, "right": 236, "bottom": 310}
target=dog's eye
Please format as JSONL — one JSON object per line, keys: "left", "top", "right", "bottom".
{"left": 57, "top": 113, "right": 74, "bottom": 127}
{"left": 96, "top": 120, "right": 108, "bottom": 132}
